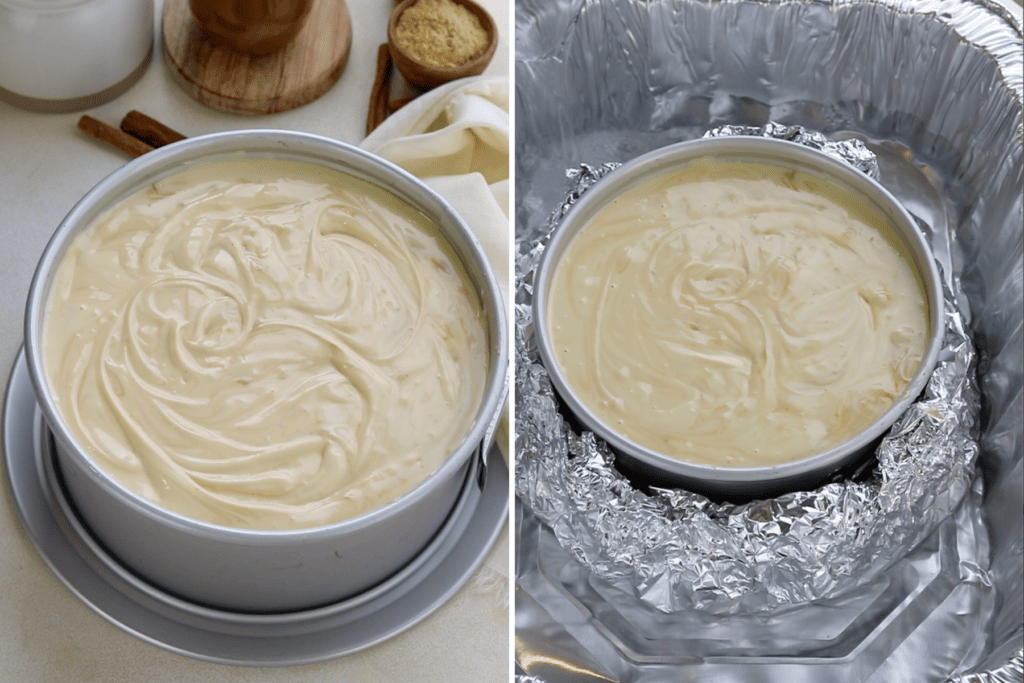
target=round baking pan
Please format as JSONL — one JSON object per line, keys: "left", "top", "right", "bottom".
{"left": 533, "top": 136, "right": 945, "bottom": 499}
{"left": 22, "top": 129, "right": 508, "bottom": 612}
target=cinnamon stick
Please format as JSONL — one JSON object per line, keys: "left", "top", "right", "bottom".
{"left": 78, "top": 115, "right": 154, "bottom": 158}
{"left": 120, "top": 110, "right": 187, "bottom": 148}
{"left": 367, "top": 43, "right": 393, "bottom": 135}
{"left": 388, "top": 95, "right": 417, "bottom": 113}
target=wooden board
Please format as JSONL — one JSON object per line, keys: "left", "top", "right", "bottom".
{"left": 163, "top": 0, "right": 352, "bottom": 115}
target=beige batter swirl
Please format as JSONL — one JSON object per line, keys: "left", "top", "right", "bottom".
{"left": 548, "top": 159, "right": 928, "bottom": 467}
{"left": 45, "top": 159, "right": 487, "bottom": 529}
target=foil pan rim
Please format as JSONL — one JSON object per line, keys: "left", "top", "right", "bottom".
{"left": 514, "top": 0, "right": 1022, "bottom": 676}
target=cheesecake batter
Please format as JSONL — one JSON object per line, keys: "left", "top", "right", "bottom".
{"left": 45, "top": 159, "right": 488, "bottom": 529}
{"left": 547, "top": 159, "right": 928, "bottom": 467}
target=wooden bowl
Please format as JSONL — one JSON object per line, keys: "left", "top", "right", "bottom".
{"left": 387, "top": 0, "right": 497, "bottom": 89}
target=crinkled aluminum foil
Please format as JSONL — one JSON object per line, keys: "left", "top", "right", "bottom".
{"left": 515, "top": 125, "right": 979, "bottom": 614}
{"left": 514, "top": 0, "right": 1022, "bottom": 678}
{"left": 951, "top": 651, "right": 1024, "bottom": 683}
{"left": 704, "top": 122, "right": 881, "bottom": 179}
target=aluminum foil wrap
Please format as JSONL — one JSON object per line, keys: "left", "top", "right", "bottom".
{"left": 516, "top": 124, "right": 979, "bottom": 612}
{"left": 514, "top": 0, "right": 1022, "bottom": 679}
{"left": 704, "top": 122, "right": 882, "bottom": 179}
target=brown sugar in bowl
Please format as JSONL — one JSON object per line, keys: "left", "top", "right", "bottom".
{"left": 388, "top": 0, "right": 497, "bottom": 89}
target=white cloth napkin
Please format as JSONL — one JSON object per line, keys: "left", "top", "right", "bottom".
{"left": 362, "top": 75, "right": 510, "bottom": 326}
{"left": 362, "top": 74, "right": 510, "bottom": 461}
{"left": 361, "top": 76, "right": 510, "bottom": 608}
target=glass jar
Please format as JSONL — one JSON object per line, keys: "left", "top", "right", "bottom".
{"left": 0, "top": 0, "right": 153, "bottom": 112}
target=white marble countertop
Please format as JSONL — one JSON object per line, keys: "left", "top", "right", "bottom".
{"left": 0, "top": 0, "right": 510, "bottom": 680}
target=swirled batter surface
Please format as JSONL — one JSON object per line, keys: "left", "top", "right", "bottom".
{"left": 46, "top": 159, "right": 487, "bottom": 529}
{"left": 548, "top": 160, "right": 927, "bottom": 467}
